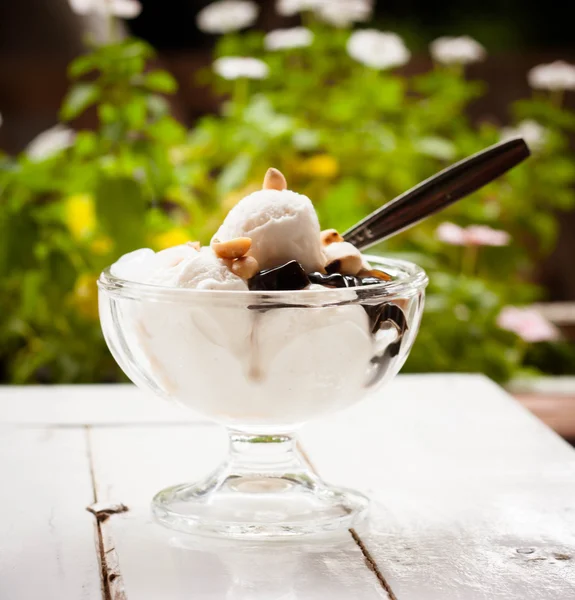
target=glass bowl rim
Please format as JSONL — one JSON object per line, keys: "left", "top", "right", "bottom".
{"left": 97, "top": 254, "right": 428, "bottom": 304}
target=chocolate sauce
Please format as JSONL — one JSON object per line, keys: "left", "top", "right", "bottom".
{"left": 248, "top": 260, "right": 310, "bottom": 291}
{"left": 308, "top": 272, "right": 360, "bottom": 288}
{"left": 308, "top": 272, "right": 390, "bottom": 289}
{"left": 363, "top": 303, "right": 407, "bottom": 335}
{"left": 359, "top": 276, "right": 385, "bottom": 286}
{"left": 364, "top": 303, "right": 408, "bottom": 387}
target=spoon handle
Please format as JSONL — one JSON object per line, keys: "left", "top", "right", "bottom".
{"left": 343, "top": 137, "right": 530, "bottom": 251}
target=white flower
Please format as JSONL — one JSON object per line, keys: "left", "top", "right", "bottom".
{"left": 276, "top": 0, "right": 372, "bottom": 25}
{"left": 275, "top": 0, "right": 321, "bottom": 16}
{"left": 501, "top": 120, "right": 548, "bottom": 152}
{"left": 213, "top": 57, "right": 269, "bottom": 80}
{"left": 68, "top": 0, "right": 142, "bottom": 18}
{"left": 315, "top": 0, "right": 373, "bottom": 27}
{"left": 528, "top": 61, "right": 575, "bottom": 91}
{"left": 430, "top": 36, "right": 486, "bottom": 65}
{"left": 347, "top": 30, "right": 410, "bottom": 70}
{"left": 197, "top": 0, "right": 258, "bottom": 34}
{"left": 26, "top": 125, "right": 76, "bottom": 161}
{"left": 264, "top": 27, "right": 313, "bottom": 51}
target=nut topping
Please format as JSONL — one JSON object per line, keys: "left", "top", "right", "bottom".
{"left": 359, "top": 268, "right": 392, "bottom": 281}
{"left": 231, "top": 256, "right": 259, "bottom": 280}
{"left": 323, "top": 241, "right": 363, "bottom": 275}
{"left": 320, "top": 229, "right": 344, "bottom": 246}
{"left": 263, "top": 168, "right": 287, "bottom": 191}
{"left": 211, "top": 237, "right": 252, "bottom": 259}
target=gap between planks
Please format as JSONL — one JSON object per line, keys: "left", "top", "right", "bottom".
{"left": 297, "top": 441, "right": 399, "bottom": 600}
{"left": 85, "top": 426, "right": 127, "bottom": 600}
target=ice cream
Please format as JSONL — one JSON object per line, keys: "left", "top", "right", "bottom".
{"left": 112, "top": 244, "right": 248, "bottom": 290}
{"left": 111, "top": 169, "right": 386, "bottom": 291}
{"left": 102, "top": 168, "right": 416, "bottom": 428}
{"left": 214, "top": 188, "right": 326, "bottom": 273}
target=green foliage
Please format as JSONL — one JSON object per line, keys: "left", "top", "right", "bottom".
{"left": 0, "top": 19, "right": 573, "bottom": 384}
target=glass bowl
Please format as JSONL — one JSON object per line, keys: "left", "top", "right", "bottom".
{"left": 98, "top": 255, "right": 428, "bottom": 538}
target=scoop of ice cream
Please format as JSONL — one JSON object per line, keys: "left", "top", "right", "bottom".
{"left": 215, "top": 189, "right": 326, "bottom": 273}
{"left": 111, "top": 244, "right": 199, "bottom": 285}
{"left": 110, "top": 248, "right": 155, "bottom": 282}
{"left": 176, "top": 247, "right": 248, "bottom": 291}
{"left": 111, "top": 244, "right": 247, "bottom": 291}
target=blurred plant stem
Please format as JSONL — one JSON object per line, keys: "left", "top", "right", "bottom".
{"left": 550, "top": 89, "right": 565, "bottom": 108}
{"left": 461, "top": 245, "right": 479, "bottom": 276}
{"left": 233, "top": 78, "right": 249, "bottom": 112}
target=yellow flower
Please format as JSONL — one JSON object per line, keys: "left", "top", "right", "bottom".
{"left": 298, "top": 154, "right": 340, "bottom": 179}
{"left": 90, "top": 235, "right": 113, "bottom": 256}
{"left": 65, "top": 194, "right": 96, "bottom": 240}
{"left": 153, "top": 228, "right": 191, "bottom": 250}
{"left": 73, "top": 273, "right": 99, "bottom": 321}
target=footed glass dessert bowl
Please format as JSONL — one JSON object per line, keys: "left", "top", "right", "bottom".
{"left": 98, "top": 255, "right": 427, "bottom": 538}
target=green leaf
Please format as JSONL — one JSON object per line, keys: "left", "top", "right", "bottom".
{"left": 317, "top": 179, "right": 364, "bottom": 232}
{"left": 60, "top": 83, "right": 100, "bottom": 121}
{"left": 142, "top": 71, "right": 178, "bottom": 94}
{"left": 47, "top": 250, "right": 77, "bottom": 292}
{"left": 73, "top": 131, "right": 98, "bottom": 157}
{"left": 147, "top": 95, "right": 170, "bottom": 118}
{"left": 68, "top": 54, "right": 98, "bottom": 78}
{"left": 21, "top": 271, "right": 43, "bottom": 319}
{"left": 122, "top": 97, "right": 147, "bottom": 129}
{"left": 374, "top": 77, "right": 405, "bottom": 111}
{"left": 217, "top": 154, "right": 252, "bottom": 196}
{"left": 98, "top": 103, "right": 118, "bottom": 124}
{"left": 147, "top": 117, "right": 186, "bottom": 144}
{"left": 0, "top": 209, "right": 38, "bottom": 276}
{"left": 415, "top": 136, "right": 456, "bottom": 161}
{"left": 292, "top": 129, "right": 320, "bottom": 151}
{"left": 95, "top": 177, "right": 147, "bottom": 253}
{"left": 118, "top": 39, "right": 155, "bottom": 62}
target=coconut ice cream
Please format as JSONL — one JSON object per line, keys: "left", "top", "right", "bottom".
{"left": 103, "top": 168, "right": 411, "bottom": 427}
{"left": 215, "top": 168, "right": 325, "bottom": 273}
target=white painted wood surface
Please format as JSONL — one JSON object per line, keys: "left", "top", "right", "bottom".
{"left": 0, "top": 384, "right": 196, "bottom": 425}
{"left": 302, "top": 375, "right": 575, "bottom": 599}
{"left": 1, "top": 375, "right": 574, "bottom": 599}
{"left": 0, "top": 427, "right": 101, "bottom": 600}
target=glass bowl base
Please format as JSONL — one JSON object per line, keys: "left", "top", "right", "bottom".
{"left": 151, "top": 474, "right": 369, "bottom": 539}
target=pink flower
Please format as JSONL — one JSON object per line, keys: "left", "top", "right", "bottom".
{"left": 465, "top": 225, "right": 510, "bottom": 246}
{"left": 436, "top": 222, "right": 467, "bottom": 245}
{"left": 436, "top": 222, "right": 510, "bottom": 246}
{"left": 497, "top": 307, "right": 560, "bottom": 343}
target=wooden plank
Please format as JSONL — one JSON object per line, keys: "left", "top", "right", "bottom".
{"left": 0, "top": 384, "right": 199, "bottom": 426}
{"left": 0, "top": 427, "right": 101, "bottom": 600}
{"left": 301, "top": 374, "right": 575, "bottom": 600}
{"left": 0, "top": 376, "right": 435, "bottom": 426}
{"left": 515, "top": 393, "right": 575, "bottom": 439}
{"left": 88, "top": 425, "right": 389, "bottom": 599}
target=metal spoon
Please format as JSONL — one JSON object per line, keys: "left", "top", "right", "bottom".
{"left": 343, "top": 137, "right": 530, "bottom": 251}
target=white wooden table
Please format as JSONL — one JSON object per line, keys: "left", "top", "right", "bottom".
{"left": 1, "top": 374, "right": 575, "bottom": 600}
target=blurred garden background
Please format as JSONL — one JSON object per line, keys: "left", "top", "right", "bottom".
{"left": 0, "top": 0, "right": 574, "bottom": 435}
